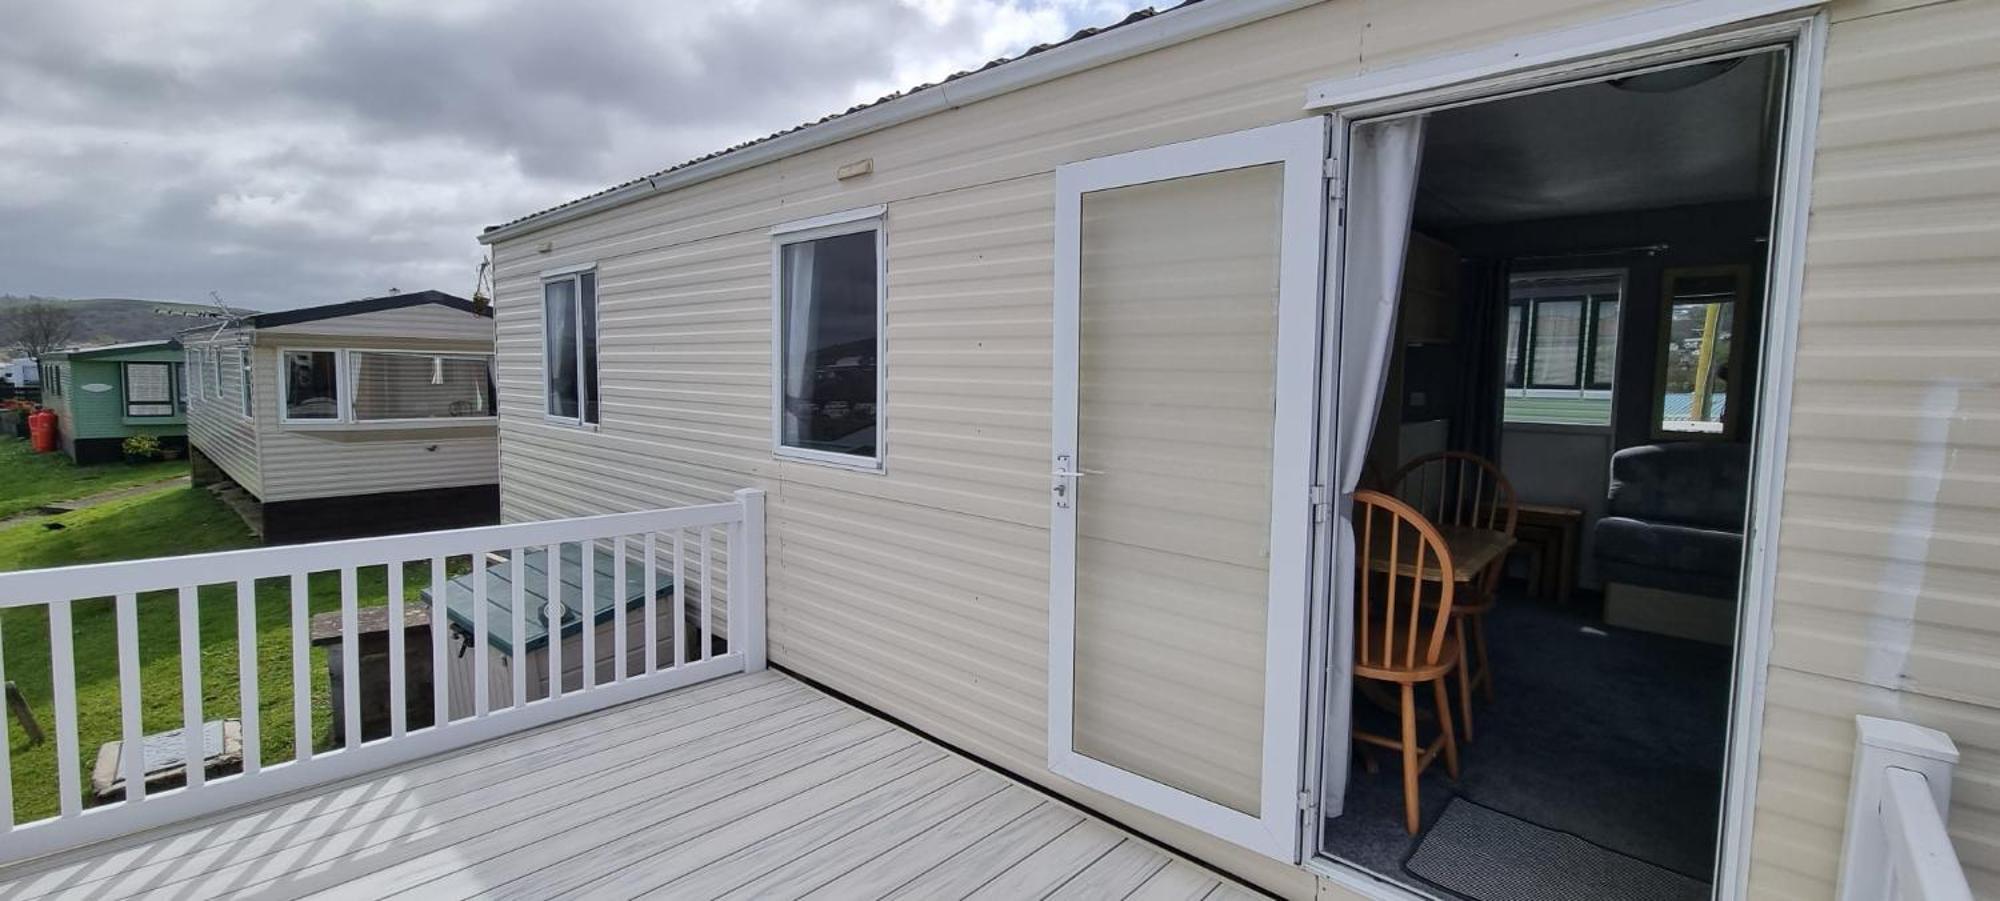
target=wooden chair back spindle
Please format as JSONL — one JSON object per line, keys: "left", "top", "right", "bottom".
{"left": 1353, "top": 490, "right": 1456, "bottom": 673}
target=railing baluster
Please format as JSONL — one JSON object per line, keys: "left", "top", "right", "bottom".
{"left": 673, "top": 530, "right": 686, "bottom": 669}
{"left": 545, "top": 543, "right": 561, "bottom": 700}
{"left": 613, "top": 536, "right": 628, "bottom": 682}
{"left": 431, "top": 556, "right": 447, "bottom": 727}
{"left": 643, "top": 533, "right": 658, "bottom": 676}
{"left": 340, "top": 568, "right": 360, "bottom": 749}
{"left": 177, "top": 586, "right": 202, "bottom": 790}
{"left": 236, "top": 579, "right": 260, "bottom": 775}
{"left": 700, "top": 526, "right": 713, "bottom": 660}
{"left": 291, "top": 573, "right": 310, "bottom": 762}
{"left": 387, "top": 564, "right": 405, "bottom": 740}
{"left": 115, "top": 593, "right": 143, "bottom": 804}
{"left": 473, "top": 553, "right": 489, "bottom": 718}
{"left": 0, "top": 615, "right": 10, "bottom": 828}
{"left": 581, "top": 541, "right": 595, "bottom": 690}
{"left": 51, "top": 599, "right": 82, "bottom": 815}
{"left": 511, "top": 549, "right": 526, "bottom": 708}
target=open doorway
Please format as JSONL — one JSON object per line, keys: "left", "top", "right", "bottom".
{"left": 1318, "top": 46, "right": 1790, "bottom": 899}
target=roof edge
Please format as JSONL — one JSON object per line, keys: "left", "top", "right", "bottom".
{"left": 45, "top": 338, "right": 183, "bottom": 360}
{"left": 478, "top": 0, "right": 1317, "bottom": 246}
{"left": 238, "top": 290, "right": 486, "bottom": 331}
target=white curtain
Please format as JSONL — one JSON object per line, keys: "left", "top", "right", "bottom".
{"left": 1322, "top": 114, "right": 1427, "bottom": 815}
{"left": 780, "top": 241, "right": 818, "bottom": 444}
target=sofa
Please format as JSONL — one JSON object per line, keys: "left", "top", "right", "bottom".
{"left": 1593, "top": 441, "right": 1750, "bottom": 642}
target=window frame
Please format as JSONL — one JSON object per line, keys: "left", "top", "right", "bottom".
{"left": 1652, "top": 264, "right": 1751, "bottom": 441}
{"left": 347, "top": 348, "right": 498, "bottom": 425}
{"left": 238, "top": 348, "right": 254, "bottom": 419}
{"left": 120, "top": 361, "right": 178, "bottom": 418}
{"left": 277, "top": 346, "right": 498, "bottom": 428}
{"left": 1501, "top": 269, "right": 1625, "bottom": 428}
{"left": 207, "top": 348, "right": 223, "bottom": 400}
{"left": 768, "top": 206, "right": 888, "bottom": 473}
{"left": 539, "top": 262, "right": 601, "bottom": 429}
{"left": 277, "top": 348, "right": 345, "bottom": 425}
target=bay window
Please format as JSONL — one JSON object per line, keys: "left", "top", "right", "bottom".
{"left": 279, "top": 348, "right": 495, "bottom": 425}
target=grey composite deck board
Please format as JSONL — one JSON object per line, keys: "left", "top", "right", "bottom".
{"left": 0, "top": 671, "right": 1261, "bottom": 901}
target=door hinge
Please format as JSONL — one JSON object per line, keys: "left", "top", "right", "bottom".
{"left": 1323, "top": 157, "right": 1342, "bottom": 200}
{"left": 1309, "top": 485, "right": 1331, "bottom": 523}
{"left": 1298, "top": 790, "right": 1315, "bottom": 812}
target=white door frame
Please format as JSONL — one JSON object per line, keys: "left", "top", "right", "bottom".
{"left": 1049, "top": 116, "right": 1327, "bottom": 860}
{"left": 1298, "top": 4, "right": 1827, "bottom": 896}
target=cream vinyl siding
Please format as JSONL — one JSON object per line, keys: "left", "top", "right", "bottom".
{"left": 185, "top": 334, "right": 264, "bottom": 497}
{"left": 1747, "top": 1, "right": 2000, "bottom": 897}
{"left": 484, "top": 0, "right": 2000, "bottom": 897}
{"left": 253, "top": 343, "right": 499, "bottom": 503}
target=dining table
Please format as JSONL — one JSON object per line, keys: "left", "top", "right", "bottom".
{"left": 1363, "top": 523, "right": 1516, "bottom": 586}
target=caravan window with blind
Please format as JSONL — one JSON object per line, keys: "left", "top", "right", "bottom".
{"left": 773, "top": 214, "right": 884, "bottom": 468}
{"left": 350, "top": 351, "right": 494, "bottom": 421}
{"left": 1502, "top": 271, "right": 1623, "bottom": 427}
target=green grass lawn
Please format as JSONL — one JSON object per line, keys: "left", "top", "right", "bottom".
{"left": 0, "top": 437, "right": 189, "bottom": 519}
{"left": 0, "top": 484, "right": 437, "bottom": 824}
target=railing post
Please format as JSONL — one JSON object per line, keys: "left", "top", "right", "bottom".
{"left": 1837, "top": 715, "right": 1960, "bottom": 901}
{"left": 731, "top": 488, "right": 767, "bottom": 672}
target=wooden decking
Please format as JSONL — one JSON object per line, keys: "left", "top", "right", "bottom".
{"left": 0, "top": 670, "right": 1263, "bottom": 899}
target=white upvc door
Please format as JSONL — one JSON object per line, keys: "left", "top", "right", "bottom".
{"left": 1049, "top": 117, "right": 1326, "bottom": 860}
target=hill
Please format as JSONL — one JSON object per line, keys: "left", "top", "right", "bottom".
{"left": 0, "top": 296, "right": 259, "bottom": 348}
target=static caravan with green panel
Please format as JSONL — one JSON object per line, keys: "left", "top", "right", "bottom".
{"left": 469, "top": 0, "right": 1999, "bottom": 898}
{"left": 39, "top": 340, "right": 187, "bottom": 464}
{"left": 181, "top": 291, "right": 501, "bottom": 543}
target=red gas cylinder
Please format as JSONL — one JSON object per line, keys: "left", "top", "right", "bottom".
{"left": 28, "top": 409, "right": 57, "bottom": 453}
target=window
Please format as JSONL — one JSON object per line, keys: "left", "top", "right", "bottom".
{"left": 542, "top": 269, "right": 599, "bottom": 425}
{"left": 207, "top": 348, "right": 222, "bottom": 400}
{"left": 239, "top": 350, "right": 253, "bottom": 418}
{"left": 1501, "top": 271, "right": 1623, "bottom": 427}
{"left": 350, "top": 351, "right": 494, "bottom": 421}
{"left": 47, "top": 364, "right": 61, "bottom": 397}
{"left": 176, "top": 363, "right": 188, "bottom": 413}
{"left": 122, "top": 362, "right": 176, "bottom": 417}
{"left": 281, "top": 350, "right": 340, "bottom": 421}
{"left": 773, "top": 212, "right": 884, "bottom": 467}
{"left": 1657, "top": 267, "right": 1744, "bottom": 436}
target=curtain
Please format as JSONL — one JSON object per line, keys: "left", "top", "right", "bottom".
{"left": 1450, "top": 258, "right": 1510, "bottom": 461}
{"left": 780, "top": 241, "right": 818, "bottom": 445}
{"left": 1323, "top": 114, "right": 1427, "bottom": 813}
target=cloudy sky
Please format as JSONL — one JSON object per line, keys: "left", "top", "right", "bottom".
{"left": 0, "top": 0, "right": 1132, "bottom": 311}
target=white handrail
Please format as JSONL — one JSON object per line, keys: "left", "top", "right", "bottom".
{"left": 1881, "top": 768, "right": 1974, "bottom": 901}
{"left": 0, "top": 490, "right": 767, "bottom": 867}
{"left": 1837, "top": 715, "right": 1972, "bottom": 901}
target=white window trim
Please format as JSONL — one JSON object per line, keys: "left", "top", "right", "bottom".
{"left": 349, "top": 348, "right": 499, "bottom": 425}
{"left": 768, "top": 208, "right": 888, "bottom": 473}
{"left": 277, "top": 347, "right": 347, "bottom": 426}
{"left": 540, "top": 265, "right": 601, "bottom": 429}
{"left": 278, "top": 347, "right": 498, "bottom": 429}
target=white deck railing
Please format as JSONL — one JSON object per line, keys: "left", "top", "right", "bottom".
{"left": 1837, "top": 715, "right": 1974, "bottom": 901}
{"left": 0, "top": 488, "right": 765, "bottom": 866}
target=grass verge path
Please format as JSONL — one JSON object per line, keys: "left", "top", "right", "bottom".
{"left": 0, "top": 438, "right": 188, "bottom": 520}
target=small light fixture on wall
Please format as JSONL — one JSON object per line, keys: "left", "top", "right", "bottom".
{"left": 837, "top": 158, "right": 874, "bottom": 181}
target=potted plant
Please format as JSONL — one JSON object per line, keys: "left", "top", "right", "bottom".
{"left": 121, "top": 434, "right": 164, "bottom": 464}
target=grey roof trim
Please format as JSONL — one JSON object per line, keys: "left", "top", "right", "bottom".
{"left": 478, "top": 0, "right": 1316, "bottom": 245}
{"left": 44, "top": 338, "right": 183, "bottom": 360}
{"left": 239, "top": 290, "right": 487, "bottom": 330}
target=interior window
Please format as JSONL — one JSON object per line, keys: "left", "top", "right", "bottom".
{"left": 1501, "top": 272, "right": 1623, "bottom": 427}
{"left": 1659, "top": 269, "right": 1740, "bottom": 435}
{"left": 775, "top": 224, "right": 881, "bottom": 463}
{"left": 543, "top": 272, "right": 599, "bottom": 424}
{"left": 282, "top": 350, "right": 339, "bottom": 421}
{"left": 351, "top": 352, "right": 494, "bottom": 421}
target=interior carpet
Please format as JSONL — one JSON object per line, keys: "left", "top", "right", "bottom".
{"left": 1404, "top": 798, "right": 1710, "bottom": 901}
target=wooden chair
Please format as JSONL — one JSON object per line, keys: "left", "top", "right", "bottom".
{"left": 1390, "top": 451, "right": 1518, "bottom": 742}
{"left": 1351, "top": 489, "right": 1460, "bottom": 835}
